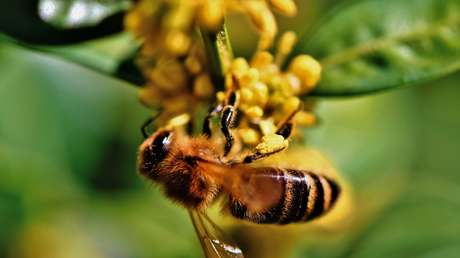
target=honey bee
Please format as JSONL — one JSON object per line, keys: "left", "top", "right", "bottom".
{"left": 138, "top": 96, "right": 340, "bottom": 257}
{"left": 138, "top": 125, "right": 340, "bottom": 225}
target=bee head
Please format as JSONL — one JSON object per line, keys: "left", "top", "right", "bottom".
{"left": 138, "top": 129, "right": 174, "bottom": 177}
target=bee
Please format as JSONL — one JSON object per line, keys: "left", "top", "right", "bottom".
{"left": 138, "top": 94, "right": 340, "bottom": 256}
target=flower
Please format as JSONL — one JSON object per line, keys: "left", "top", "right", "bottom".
{"left": 125, "top": 0, "right": 322, "bottom": 150}
{"left": 216, "top": 31, "right": 321, "bottom": 148}
{"left": 125, "top": 0, "right": 298, "bottom": 57}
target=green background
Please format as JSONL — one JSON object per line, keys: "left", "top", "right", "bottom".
{"left": 1, "top": 41, "right": 459, "bottom": 258}
{"left": 1, "top": 0, "right": 460, "bottom": 257}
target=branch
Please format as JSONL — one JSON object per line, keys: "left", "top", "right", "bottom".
{"left": 200, "top": 23, "right": 234, "bottom": 91}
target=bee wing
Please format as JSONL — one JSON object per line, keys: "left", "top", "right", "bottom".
{"left": 189, "top": 210, "right": 244, "bottom": 258}
{"left": 223, "top": 167, "right": 285, "bottom": 213}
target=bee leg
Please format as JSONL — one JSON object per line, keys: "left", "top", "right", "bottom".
{"left": 202, "top": 104, "right": 224, "bottom": 138}
{"left": 275, "top": 103, "right": 302, "bottom": 138}
{"left": 242, "top": 147, "right": 286, "bottom": 164}
{"left": 203, "top": 114, "right": 213, "bottom": 138}
{"left": 237, "top": 108, "right": 299, "bottom": 164}
{"left": 201, "top": 101, "right": 237, "bottom": 156}
{"left": 186, "top": 118, "right": 194, "bottom": 135}
{"left": 221, "top": 105, "right": 237, "bottom": 156}
{"left": 141, "top": 117, "right": 155, "bottom": 139}
{"left": 276, "top": 122, "right": 293, "bottom": 139}
{"left": 141, "top": 110, "right": 163, "bottom": 139}
{"left": 220, "top": 91, "right": 240, "bottom": 156}
{"left": 239, "top": 123, "right": 291, "bottom": 163}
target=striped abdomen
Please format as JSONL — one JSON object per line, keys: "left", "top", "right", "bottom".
{"left": 229, "top": 167, "right": 340, "bottom": 224}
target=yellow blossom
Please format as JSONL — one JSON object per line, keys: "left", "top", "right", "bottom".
{"left": 126, "top": 0, "right": 321, "bottom": 151}
{"left": 194, "top": 73, "right": 214, "bottom": 99}
{"left": 289, "top": 55, "right": 322, "bottom": 93}
{"left": 270, "top": 0, "right": 297, "bottom": 16}
{"left": 239, "top": 128, "right": 261, "bottom": 145}
{"left": 197, "top": 0, "right": 225, "bottom": 31}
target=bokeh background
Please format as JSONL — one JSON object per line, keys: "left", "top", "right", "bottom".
{"left": 1, "top": 1, "right": 460, "bottom": 258}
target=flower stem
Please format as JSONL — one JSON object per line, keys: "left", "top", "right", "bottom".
{"left": 200, "top": 23, "right": 233, "bottom": 91}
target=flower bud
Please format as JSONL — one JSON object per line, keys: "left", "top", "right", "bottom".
{"left": 198, "top": 0, "right": 224, "bottom": 31}
{"left": 289, "top": 55, "right": 322, "bottom": 93}
{"left": 239, "top": 128, "right": 261, "bottom": 145}
{"left": 245, "top": 106, "right": 264, "bottom": 118}
{"left": 270, "top": 0, "right": 297, "bottom": 16}
{"left": 194, "top": 74, "right": 214, "bottom": 99}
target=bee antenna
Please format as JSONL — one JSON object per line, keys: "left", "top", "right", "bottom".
{"left": 141, "top": 109, "right": 163, "bottom": 139}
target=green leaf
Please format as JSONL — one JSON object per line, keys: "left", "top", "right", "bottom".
{"left": 1, "top": 34, "right": 144, "bottom": 86}
{"left": 343, "top": 178, "right": 460, "bottom": 258}
{"left": 294, "top": 0, "right": 460, "bottom": 96}
{"left": 0, "top": 0, "right": 129, "bottom": 45}
{"left": 0, "top": 0, "right": 140, "bottom": 84}
{"left": 298, "top": 74, "right": 460, "bottom": 258}
{"left": 38, "top": 0, "right": 131, "bottom": 29}
{"left": 0, "top": 191, "right": 24, "bottom": 257}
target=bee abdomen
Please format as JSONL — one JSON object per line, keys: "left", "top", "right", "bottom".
{"left": 276, "top": 169, "right": 340, "bottom": 224}
{"left": 229, "top": 168, "right": 340, "bottom": 224}
{"left": 298, "top": 170, "right": 340, "bottom": 222}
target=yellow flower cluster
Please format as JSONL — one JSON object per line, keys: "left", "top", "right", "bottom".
{"left": 217, "top": 31, "right": 321, "bottom": 149}
{"left": 126, "top": 0, "right": 300, "bottom": 117}
{"left": 137, "top": 43, "right": 212, "bottom": 116}
{"left": 125, "top": 0, "right": 322, "bottom": 152}
{"left": 227, "top": 0, "right": 297, "bottom": 50}
{"left": 125, "top": 0, "right": 216, "bottom": 57}
{"left": 125, "top": 0, "right": 297, "bottom": 57}
{"left": 125, "top": 0, "right": 219, "bottom": 117}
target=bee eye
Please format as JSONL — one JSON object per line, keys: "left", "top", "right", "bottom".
{"left": 140, "top": 131, "right": 172, "bottom": 174}
{"left": 151, "top": 131, "right": 171, "bottom": 160}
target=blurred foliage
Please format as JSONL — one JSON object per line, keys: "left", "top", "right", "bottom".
{"left": 3, "top": 0, "right": 460, "bottom": 97}
{"left": 1, "top": 40, "right": 459, "bottom": 257}
{"left": 0, "top": 33, "right": 142, "bottom": 85}
{"left": 37, "top": 0, "right": 130, "bottom": 29}
{"left": 0, "top": 0, "right": 141, "bottom": 84}
{"left": 0, "top": 42, "right": 200, "bottom": 258}
{"left": 296, "top": 0, "right": 460, "bottom": 96}
{"left": 0, "top": 0, "right": 127, "bottom": 45}
{"left": 0, "top": 0, "right": 460, "bottom": 258}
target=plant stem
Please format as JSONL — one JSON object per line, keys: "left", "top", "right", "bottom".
{"left": 200, "top": 23, "right": 234, "bottom": 91}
